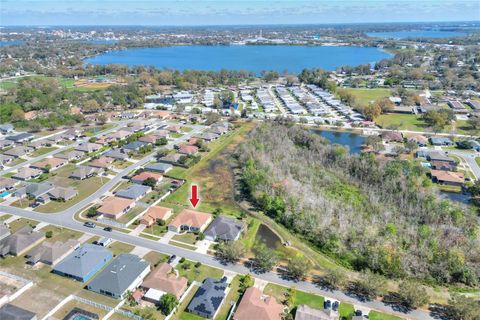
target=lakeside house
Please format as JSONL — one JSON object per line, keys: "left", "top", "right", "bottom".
{"left": 204, "top": 216, "right": 245, "bottom": 241}
{"left": 381, "top": 131, "right": 403, "bottom": 143}
{"left": 168, "top": 209, "right": 212, "bottom": 233}
{"left": 233, "top": 287, "right": 284, "bottom": 320}
{"left": 87, "top": 253, "right": 150, "bottom": 299}
{"left": 53, "top": 244, "right": 113, "bottom": 282}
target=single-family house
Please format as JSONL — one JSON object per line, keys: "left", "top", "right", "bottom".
{"left": 138, "top": 135, "right": 157, "bottom": 145}
{"left": 381, "top": 131, "right": 403, "bottom": 143}
{"left": 12, "top": 167, "right": 43, "bottom": 181}
{"left": 131, "top": 171, "right": 163, "bottom": 185}
{"left": 233, "top": 287, "right": 284, "bottom": 320}
{"left": 70, "top": 166, "right": 103, "bottom": 180}
{"left": 430, "top": 170, "right": 464, "bottom": 187}
{"left": 204, "top": 216, "right": 245, "bottom": 241}
{"left": 0, "top": 154, "right": 14, "bottom": 166}
{"left": 295, "top": 304, "right": 339, "bottom": 320}
{"left": 0, "top": 224, "right": 10, "bottom": 241}
{"left": 75, "top": 142, "right": 102, "bottom": 153}
{"left": 0, "top": 304, "right": 37, "bottom": 320}
{"left": 53, "top": 244, "right": 113, "bottom": 282}
{"left": 31, "top": 157, "right": 67, "bottom": 172}
{"left": 430, "top": 137, "right": 454, "bottom": 146}
{"left": 123, "top": 141, "right": 148, "bottom": 152}
{"left": 56, "top": 151, "right": 84, "bottom": 161}
{"left": 166, "top": 125, "right": 181, "bottom": 133}
{"left": 28, "top": 139, "right": 49, "bottom": 149}
{"left": 13, "top": 182, "right": 54, "bottom": 199}
{"left": 426, "top": 151, "right": 456, "bottom": 164}
{"left": 26, "top": 239, "right": 79, "bottom": 265}
{"left": 6, "top": 132, "right": 35, "bottom": 143}
{"left": 406, "top": 134, "right": 429, "bottom": 147}
{"left": 115, "top": 184, "right": 151, "bottom": 201}
{"left": 144, "top": 162, "right": 173, "bottom": 173}
{"left": 140, "top": 206, "right": 173, "bottom": 226}
{"left": 47, "top": 186, "right": 78, "bottom": 201}
{"left": 195, "top": 132, "right": 219, "bottom": 142}
{"left": 89, "top": 156, "right": 114, "bottom": 169}
{"left": 178, "top": 144, "right": 198, "bottom": 155}
{"left": 430, "top": 160, "right": 456, "bottom": 171}
{"left": 159, "top": 153, "right": 182, "bottom": 164}
{"left": 0, "top": 177, "right": 19, "bottom": 192}
{"left": 0, "top": 139, "right": 15, "bottom": 149}
{"left": 168, "top": 209, "right": 212, "bottom": 233}
{"left": 104, "top": 149, "right": 129, "bottom": 160}
{"left": 141, "top": 262, "right": 188, "bottom": 301}
{"left": 4, "top": 146, "right": 32, "bottom": 158}
{"left": 187, "top": 277, "right": 228, "bottom": 319}
{"left": 0, "top": 123, "right": 14, "bottom": 134}
{"left": 97, "top": 196, "right": 136, "bottom": 220}
{"left": 0, "top": 226, "right": 45, "bottom": 257}
{"left": 87, "top": 253, "right": 150, "bottom": 299}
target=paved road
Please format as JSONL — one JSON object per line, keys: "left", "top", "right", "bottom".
{"left": 0, "top": 123, "right": 437, "bottom": 320}
{"left": 447, "top": 150, "right": 480, "bottom": 179}
{"left": 1, "top": 121, "right": 130, "bottom": 174}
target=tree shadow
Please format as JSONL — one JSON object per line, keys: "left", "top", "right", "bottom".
{"left": 429, "top": 303, "right": 452, "bottom": 320}
{"left": 382, "top": 292, "right": 414, "bottom": 314}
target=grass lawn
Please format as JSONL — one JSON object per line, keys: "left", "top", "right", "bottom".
{"left": 10, "top": 198, "right": 34, "bottom": 208}
{"left": 176, "top": 259, "right": 224, "bottom": 283}
{"left": 339, "top": 302, "right": 355, "bottom": 320}
{"left": 170, "top": 133, "right": 184, "bottom": 139}
{"left": 143, "top": 251, "right": 170, "bottom": 266}
{"left": 8, "top": 218, "right": 39, "bottom": 232}
{"left": 376, "top": 114, "right": 428, "bottom": 131}
{"left": 181, "top": 127, "right": 193, "bottom": 133}
{"left": 169, "top": 285, "right": 200, "bottom": 320}
{"left": 30, "top": 146, "right": 58, "bottom": 157}
{"left": 108, "top": 241, "right": 135, "bottom": 256}
{"left": 166, "top": 166, "right": 188, "bottom": 179}
{"left": 476, "top": 157, "right": 480, "bottom": 166}
{"left": 368, "top": 311, "right": 405, "bottom": 320}
{"left": 163, "top": 123, "right": 254, "bottom": 217}
{"left": 216, "top": 276, "right": 242, "bottom": 320}
{"left": 172, "top": 233, "right": 198, "bottom": 245}
{"left": 340, "top": 88, "right": 392, "bottom": 106}
{"left": 170, "top": 241, "right": 197, "bottom": 250}
{"left": 142, "top": 224, "right": 168, "bottom": 237}
{"left": 0, "top": 214, "right": 12, "bottom": 221}
{"left": 7, "top": 158, "right": 27, "bottom": 166}
{"left": 113, "top": 160, "right": 133, "bottom": 169}
{"left": 35, "top": 176, "right": 108, "bottom": 213}
{"left": 39, "top": 225, "right": 82, "bottom": 242}
{"left": 241, "top": 218, "right": 261, "bottom": 251}
{"left": 117, "top": 206, "right": 145, "bottom": 224}
{"left": 263, "top": 283, "right": 324, "bottom": 309}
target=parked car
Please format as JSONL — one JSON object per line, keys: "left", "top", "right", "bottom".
{"left": 168, "top": 255, "right": 177, "bottom": 264}
{"left": 97, "top": 237, "right": 112, "bottom": 247}
{"left": 103, "top": 226, "right": 112, "bottom": 232}
{"left": 83, "top": 222, "right": 96, "bottom": 228}
{"left": 332, "top": 301, "right": 339, "bottom": 311}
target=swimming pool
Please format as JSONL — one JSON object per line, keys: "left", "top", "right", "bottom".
{"left": 0, "top": 191, "right": 10, "bottom": 198}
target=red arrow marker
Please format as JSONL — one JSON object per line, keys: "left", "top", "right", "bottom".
{"left": 189, "top": 184, "right": 200, "bottom": 208}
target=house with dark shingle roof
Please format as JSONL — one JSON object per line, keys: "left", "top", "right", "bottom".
{"left": 4, "top": 146, "right": 32, "bottom": 158}
{"left": 6, "top": 132, "right": 35, "bottom": 143}
{"left": 144, "top": 162, "right": 173, "bottom": 173}
{"left": 187, "top": 277, "right": 228, "bottom": 319}
{"left": 204, "top": 216, "right": 245, "bottom": 241}
{"left": 0, "top": 303, "right": 37, "bottom": 320}
{"left": 53, "top": 244, "right": 113, "bottom": 282}
{"left": 75, "top": 142, "right": 102, "bottom": 153}
{"left": 104, "top": 149, "right": 129, "bottom": 160}
{"left": 122, "top": 141, "right": 148, "bottom": 152}
{"left": 430, "top": 137, "right": 453, "bottom": 146}
{"left": 87, "top": 253, "right": 150, "bottom": 299}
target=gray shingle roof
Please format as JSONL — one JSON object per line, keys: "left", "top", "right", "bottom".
{"left": 87, "top": 253, "right": 150, "bottom": 298}
{"left": 0, "top": 303, "right": 36, "bottom": 320}
{"left": 115, "top": 184, "right": 151, "bottom": 199}
{"left": 187, "top": 277, "right": 228, "bottom": 318}
{"left": 0, "top": 225, "right": 44, "bottom": 256}
{"left": 53, "top": 244, "right": 112, "bottom": 280}
{"left": 204, "top": 216, "right": 245, "bottom": 241}
{"left": 144, "top": 162, "right": 173, "bottom": 173}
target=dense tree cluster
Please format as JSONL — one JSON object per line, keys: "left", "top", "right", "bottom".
{"left": 236, "top": 123, "right": 479, "bottom": 286}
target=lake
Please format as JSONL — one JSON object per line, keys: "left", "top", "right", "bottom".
{"left": 312, "top": 130, "right": 365, "bottom": 154}
{"left": 0, "top": 40, "right": 23, "bottom": 46}
{"left": 255, "top": 224, "right": 282, "bottom": 249}
{"left": 84, "top": 45, "right": 391, "bottom": 73}
{"left": 366, "top": 30, "right": 467, "bottom": 39}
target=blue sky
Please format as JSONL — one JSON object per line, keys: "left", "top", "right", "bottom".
{"left": 1, "top": 0, "right": 479, "bottom": 26}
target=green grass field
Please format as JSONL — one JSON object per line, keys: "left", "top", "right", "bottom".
{"left": 369, "top": 311, "right": 405, "bottom": 320}
{"left": 263, "top": 283, "right": 325, "bottom": 309}
{"left": 340, "top": 88, "right": 392, "bottom": 106}
{"left": 339, "top": 302, "right": 355, "bottom": 320}
{"left": 376, "top": 114, "right": 427, "bottom": 131}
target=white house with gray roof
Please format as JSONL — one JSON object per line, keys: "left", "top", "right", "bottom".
{"left": 87, "top": 253, "right": 150, "bottom": 299}
{"left": 204, "top": 216, "right": 245, "bottom": 241}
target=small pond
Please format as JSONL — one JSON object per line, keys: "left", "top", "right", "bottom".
{"left": 312, "top": 130, "right": 365, "bottom": 154}
{"left": 255, "top": 224, "right": 282, "bottom": 250}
